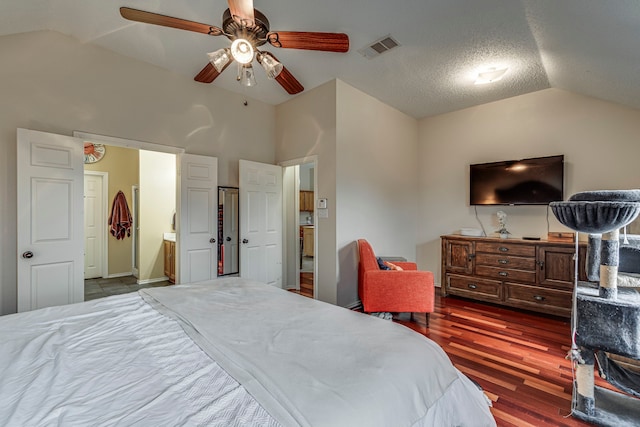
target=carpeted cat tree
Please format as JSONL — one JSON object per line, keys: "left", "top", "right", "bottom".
{"left": 551, "top": 190, "right": 640, "bottom": 426}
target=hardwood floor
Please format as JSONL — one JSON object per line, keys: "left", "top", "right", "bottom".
{"left": 299, "top": 272, "right": 314, "bottom": 298}
{"left": 394, "top": 294, "right": 612, "bottom": 427}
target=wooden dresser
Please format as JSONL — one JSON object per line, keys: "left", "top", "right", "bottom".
{"left": 441, "top": 234, "right": 587, "bottom": 317}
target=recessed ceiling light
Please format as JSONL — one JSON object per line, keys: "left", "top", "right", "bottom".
{"left": 474, "top": 67, "right": 508, "bottom": 85}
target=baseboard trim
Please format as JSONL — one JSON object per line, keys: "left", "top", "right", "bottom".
{"left": 104, "top": 272, "right": 133, "bottom": 279}
{"left": 137, "top": 277, "right": 170, "bottom": 285}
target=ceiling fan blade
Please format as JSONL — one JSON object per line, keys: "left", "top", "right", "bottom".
{"left": 266, "top": 53, "right": 303, "bottom": 94}
{"left": 267, "top": 31, "right": 349, "bottom": 52}
{"left": 120, "top": 7, "right": 223, "bottom": 36}
{"left": 275, "top": 67, "right": 304, "bottom": 95}
{"left": 227, "top": 0, "right": 255, "bottom": 25}
{"left": 194, "top": 61, "right": 232, "bottom": 83}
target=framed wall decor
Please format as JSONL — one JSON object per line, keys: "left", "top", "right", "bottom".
{"left": 84, "top": 142, "right": 106, "bottom": 164}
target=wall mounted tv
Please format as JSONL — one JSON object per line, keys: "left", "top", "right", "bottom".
{"left": 470, "top": 155, "right": 564, "bottom": 205}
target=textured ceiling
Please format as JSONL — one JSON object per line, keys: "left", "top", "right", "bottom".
{"left": 1, "top": 0, "right": 640, "bottom": 119}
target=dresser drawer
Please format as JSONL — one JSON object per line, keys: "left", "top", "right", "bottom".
{"left": 504, "top": 283, "right": 572, "bottom": 316}
{"left": 476, "top": 241, "right": 536, "bottom": 257}
{"left": 446, "top": 274, "right": 502, "bottom": 302}
{"left": 475, "top": 253, "right": 536, "bottom": 271}
{"left": 475, "top": 265, "right": 536, "bottom": 283}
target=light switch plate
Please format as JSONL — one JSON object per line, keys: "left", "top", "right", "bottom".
{"left": 317, "top": 198, "right": 327, "bottom": 209}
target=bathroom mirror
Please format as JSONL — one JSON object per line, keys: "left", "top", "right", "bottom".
{"left": 218, "top": 186, "right": 239, "bottom": 276}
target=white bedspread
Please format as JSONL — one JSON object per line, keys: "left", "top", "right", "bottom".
{"left": 0, "top": 290, "right": 279, "bottom": 426}
{"left": 0, "top": 277, "right": 495, "bottom": 426}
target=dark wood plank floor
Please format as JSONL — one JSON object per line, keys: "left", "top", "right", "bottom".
{"left": 394, "top": 295, "right": 612, "bottom": 427}
{"left": 289, "top": 272, "right": 314, "bottom": 298}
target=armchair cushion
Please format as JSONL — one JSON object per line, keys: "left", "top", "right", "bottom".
{"left": 357, "top": 239, "right": 435, "bottom": 314}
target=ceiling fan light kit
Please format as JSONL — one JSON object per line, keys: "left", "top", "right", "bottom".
{"left": 230, "top": 38, "right": 254, "bottom": 64}
{"left": 238, "top": 64, "right": 257, "bottom": 87}
{"left": 257, "top": 52, "right": 283, "bottom": 79}
{"left": 120, "top": 0, "right": 349, "bottom": 95}
{"left": 208, "top": 48, "right": 233, "bottom": 73}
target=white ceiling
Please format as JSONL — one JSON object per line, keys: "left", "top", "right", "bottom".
{"left": 2, "top": 0, "right": 640, "bottom": 119}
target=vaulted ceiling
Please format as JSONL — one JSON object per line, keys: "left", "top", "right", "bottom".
{"left": 2, "top": 0, "right": 640, "bottom": 119}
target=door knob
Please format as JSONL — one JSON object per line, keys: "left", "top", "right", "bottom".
{"left": 22, "top": 251, "right": 34, "bottom": 259}
{"left": 226, "top": 237, "right": 231, "bottom": 241}
{"left": 209, "top": 238, "right": 216, "bottom": 243}
{"left": 242, "top": 239, "right": 249, "bottom": 244}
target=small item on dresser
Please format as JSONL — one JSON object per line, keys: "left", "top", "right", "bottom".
{"left": 522, "top": 236, "right": 541, "bottom": 241}
{"left": 460, "top": 227, "right": 483, "bottom": 237}
{"left": 495, "top": 211, "right": 510, "bottom": 239}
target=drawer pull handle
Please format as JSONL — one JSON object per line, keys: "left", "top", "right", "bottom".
{"left": 498, "top": 259, "right": 509, "bottom": 264}
{"left": 498, "top": 271, "right": 508, "bottom": 277}
{"left": 533, "top": 295, "right": 546, "bottom": 302}
{"left": 468, "top": 284, "right": 478, "bottom": 289}
{"left": 499, "top": 247, "right": 509, "bottom": 252}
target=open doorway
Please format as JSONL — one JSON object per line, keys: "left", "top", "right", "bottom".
{"left": 82, "top": 142, "right": 178, "bottom": 300}
{"left": 298, "top": 163, "right": 315, "bottom": 298}
{"left": 282, "top": 158, "right": 317, "bottom": 298}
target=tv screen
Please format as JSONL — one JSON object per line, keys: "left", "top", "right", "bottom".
{"left": 470, "top": 155, "right": 564, "bottom": 205}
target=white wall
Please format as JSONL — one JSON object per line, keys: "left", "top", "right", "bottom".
{"left": 335, "top": 81, "right": 419, "bottom": 306}
{"left": 417, "top": 88, "right": 640, "bottom": 285}
{"left": 0, "top": 31, "right": 276, "bottom": 314}
{"left": 276, "top": 81, "right": 338, "bottom": 303}
{"left": 276, "top": 80, "right": 419, "bottom": 307}
{"left": 299, "top": 163, "right": 314, "bottom": 190}
{"left": 139, "top": 150, "right": 176, "bottom": 281}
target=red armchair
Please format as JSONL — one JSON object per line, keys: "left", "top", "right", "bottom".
{"left": 357, "top": 239, "right": 435, "bottom": 324}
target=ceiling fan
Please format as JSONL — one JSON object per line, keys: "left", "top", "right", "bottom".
{"left": 120, "top": 0, "right": 349, "bottom": 95}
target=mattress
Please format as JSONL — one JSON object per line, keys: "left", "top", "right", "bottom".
{"left": 0, "top": 277, "right": 495, "bottom": 426}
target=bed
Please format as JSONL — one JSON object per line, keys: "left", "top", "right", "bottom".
{"left": 0, "top": 277, "right": 495, "bottom": 426}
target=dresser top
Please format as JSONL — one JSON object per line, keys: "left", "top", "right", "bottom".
{"left": 441, "top": 234, "right": 583, "bottom": 247}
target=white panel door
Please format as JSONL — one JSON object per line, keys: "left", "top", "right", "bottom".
{"left": 239, "top": 160, "right": 283, "bottom": 287}
{"left": 84, "top": 172, "right": 106, "bottom": 279}
{"left": 178, "top": 154, "right": 218, "bottom": 283}
{"left": 17, "top": 128, "right": 84, "bottom": 312}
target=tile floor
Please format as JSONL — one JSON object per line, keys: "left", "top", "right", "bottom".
{"left": 85, "top": 275, "right": 172, "bottom": 301}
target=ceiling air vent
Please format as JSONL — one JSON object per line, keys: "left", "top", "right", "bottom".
{"left": 358, "top": 35, "right": 400, "bottom": 59}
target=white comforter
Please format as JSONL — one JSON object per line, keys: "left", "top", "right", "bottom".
{"left": 0, "top": 278, "right": 495, "bottom": 426}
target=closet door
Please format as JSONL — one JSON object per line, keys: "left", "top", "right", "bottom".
{"left": 177, "top": 154, "right": 218, "bottom": 283}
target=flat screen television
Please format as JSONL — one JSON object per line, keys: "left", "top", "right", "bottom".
{"left": 470, "top": 155, "right": 564, "bottom": 205}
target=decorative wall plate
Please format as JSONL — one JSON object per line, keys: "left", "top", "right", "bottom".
{"left": 84, "top": 142, "right": 106, "bottom": 164}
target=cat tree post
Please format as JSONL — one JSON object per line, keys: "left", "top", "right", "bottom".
{"left": 599, "top": 229, "right": 619, "bottom": 300}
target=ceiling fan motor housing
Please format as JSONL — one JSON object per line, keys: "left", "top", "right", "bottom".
{"left": 222, "top": 8, "right": 270, "bottom": 46}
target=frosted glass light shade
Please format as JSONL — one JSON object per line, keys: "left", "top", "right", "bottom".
{"left": 238, "top": 64, "right": 257, "bottom": 87}
{"left": 207, "top": 48, "right": 232, "bottom": 72}
{"left": 230, "top": 39, "right": 254, "bottom": 64}
{"left": 258, "top": 52, "right": 283, "bottom": 79}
